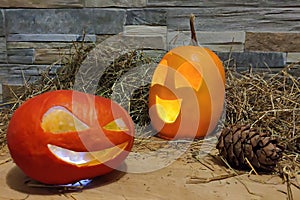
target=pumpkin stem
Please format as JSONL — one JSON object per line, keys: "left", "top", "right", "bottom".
{"left": 190, "top": 14, "right": 198, "bottom": 46}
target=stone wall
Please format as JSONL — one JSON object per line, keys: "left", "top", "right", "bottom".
{"left": 0, "top": 0, "right": 300, "bottom": 97}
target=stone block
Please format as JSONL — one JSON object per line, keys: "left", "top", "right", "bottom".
{"left": 0, "top": 10, "right": 4, "bottom": 36}
{"left": 7, "top": 49, "right": 34, "bottom": 64}
{"left": 0, "top": 37, "right": 6, "bottom": 63}
{"left": 7, "top": 64, "right": 58, "bottom": 76}
{"left": 200, "top": 31, "right": 245, "bottom": 44}
{"left": 126, "top": 9, "right": 167, "bottom": 26}
{"left": 9, "top": 67, "right": 40, "bottom": 76}
{"left": 95, "top": 26, "right": 167, "bottom": 50}
{"left": 0, "top": 64, "right": 60, "bottom": 81}
{"left": 5, "top": 9, "right": 93, "bottom": 34}
{"left": 245, "top": 32, "right": 300, "bottom": 52}
{"left": 168, "top": 31, "right": 245, "bottom": 45}
{"left": 34, "top": 49, "right": 74, "bottom": 64}
{"left": 5, "top": 9, "right": 125, "bottom": 35}
{"left": 167, "top": 8, "right": 300, "bottom": 32}
{"left": 1, "top": 67, "right": 64, "bottom": 100}
{"left": 286, "top": 52, "right": 300, "bottom": 63}
{"left": 123, "top": 26, "right": 167, "bottom": 49}
{"left": 202, "top": 44, "right": 244, "bottom": 52}
{"left": 147, "top": 0, "right": 300, "bottom": 7}
{"left": 0, "top": 54, "right": 6, "bottom": 63}
{"left": 1, "top": 75, "right": 32, "bottom": 85}
{"left": 7, "top": 34, "right": 96, "bottom": 42}
{"left": 142, "top": 50, "right": 165, "bottom": 62}
{"left": 167, "top": 31, "right": 244, "bottom": 51}
{"left": 7, "top": 41, "right": 94, "bottom": 53}
{"left": 124, "top": 25, "right": 167, "bottom": 36}
{"left": 85, "top": 0, "right": 146, "bottom": 7}
{"left": 7, "top": 42, "right": 72, "bottom": 49}
{"left": 93, "top": 9, "right": 126, "bottom": 34}
{"left": 0, "top": 69, "right": 9, "bottom": 82}
{"left": 0, "top": 37, "right": 5, "bottom": 50}
{"left": 101, "top": 34, "right": 167, "bottom": 50}
{"left": 216, "top": 52, "right": 285, "bottom": 68}
{"left": 124, "top": 25, "right": 167, "bottom": 50}
{"left": 0, "top": 0, "right": 84, "bottom": 8}
{"left": 168, "top": 43, "right": 244, "bottom": 52}
{"left": 147, "top": 0, "right": 203, "bottom": 6}
{"left": 0, "top": 64, "right": 56, "bottom": 94}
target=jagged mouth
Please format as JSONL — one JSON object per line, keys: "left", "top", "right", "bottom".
{"left": 48, "top": 142, "right": 129, "bottom": 166}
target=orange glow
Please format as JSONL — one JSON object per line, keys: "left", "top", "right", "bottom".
{"left": 149, "top": 46, "right": 225, "bottom": 139}
{"left": 103, "top": 118, "right": 129, "bottom": 131}
{"left": 155, "top": 95, "right": 182, "bottom": 123}
{"left": 175, "top": 62, "right": 202, "bottom": 90}
{"left": 48, "top": 142, "right": 129, "bottom": 167}
{"left": 7, "top": 90, "right": 135, "bottom": 184}
{"left": 41, "top": 106, "right": 89, "bottom": 133}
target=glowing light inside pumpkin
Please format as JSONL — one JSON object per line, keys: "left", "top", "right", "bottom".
{"left": 41, "top": 106, "right": 89, "bottom": 133}
{"left": 155, "top": 95, "right": 182, "bottom": 123}
{"left": 64, "top": 179, "right": 93, "bottom": 187}
{"left": 175, "top": 62, "right": 202, "bottom": 90}
{"left": 103, "top": 118, "right": 129, "bottom": 131}
{"left": 48, "top": 142, "right": 129, "bottom": 166}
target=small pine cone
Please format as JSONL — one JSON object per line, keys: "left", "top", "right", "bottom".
{"left": 216, "top": 124, "right": 283, "bottom": 171}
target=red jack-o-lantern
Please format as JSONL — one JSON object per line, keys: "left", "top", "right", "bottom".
{"left": 7, "top": 90, "right": 134, "bottom": 185}
{"left": 148, "top": 15, "right": 225, "bottom": 140}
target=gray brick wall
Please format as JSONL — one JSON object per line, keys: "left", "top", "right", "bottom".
{"left": 0, "top": 0, "right": 300, "bottom": 97}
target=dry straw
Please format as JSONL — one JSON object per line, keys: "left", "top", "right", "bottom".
{"left": 225, "top": 62, "right": 300, "bottom": 154}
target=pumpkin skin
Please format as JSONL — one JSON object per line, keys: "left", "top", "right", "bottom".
{"left": 7, "top": 90, "right": 134, "bottom": 185}
{"left": 149, "top": 46, "right": 225, "bottom": 139}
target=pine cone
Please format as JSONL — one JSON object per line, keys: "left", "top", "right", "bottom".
{"left": 216, "top": 124, "right": 283, "bottom": 171}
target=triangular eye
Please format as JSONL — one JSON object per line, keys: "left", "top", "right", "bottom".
{"left": 103, "top": 118, "right": 129, "bottom": 132}
{"left": 41, "top": 106, "right": 89, "bottom": 133}
{"left": 175, "top": 62, "right": 202, "bottom": 90}
{"left": 151, "top": 62, "right": 168, "bottom": 86}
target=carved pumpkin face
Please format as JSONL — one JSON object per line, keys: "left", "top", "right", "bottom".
{"left": 149, "top": 46, "right": 225, "bottom": 139}
{"left": 7, "top": 90, "right": 134, "bottom": 185}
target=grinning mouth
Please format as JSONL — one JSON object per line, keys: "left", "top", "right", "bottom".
{"left": 48, "top": 142, "right": 129, "bottom": 166}
{"left": 155, "top": 95, "right": 182, "bottom": 123}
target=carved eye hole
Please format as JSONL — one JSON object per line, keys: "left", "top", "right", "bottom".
{"left": 41, "top": 106, "right": 89, "bottom": 133}
{"left": 103, "top": 118, "right": 129, "bottom": 132}
{"left": 151, "top": 61, "right": 168, "bottom": 86}
{"left": 175, "top": 62, "right": 202, "bottom": 90}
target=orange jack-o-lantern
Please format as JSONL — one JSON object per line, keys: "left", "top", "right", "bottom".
{"left": 7, "top": 90, "right": 134, "bottom": 184}
{"left": 148, "top": 15, "right": 225, "bottom": 140}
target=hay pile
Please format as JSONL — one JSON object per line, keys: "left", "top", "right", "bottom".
{"left": 0, "top": 41, "right": 299, "bottom": 175}
{"left": 225, "top": 63, "right": 300, "bottom": 154}
{"left": 224, "top": 63, "right": 300, "bottom": 178}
